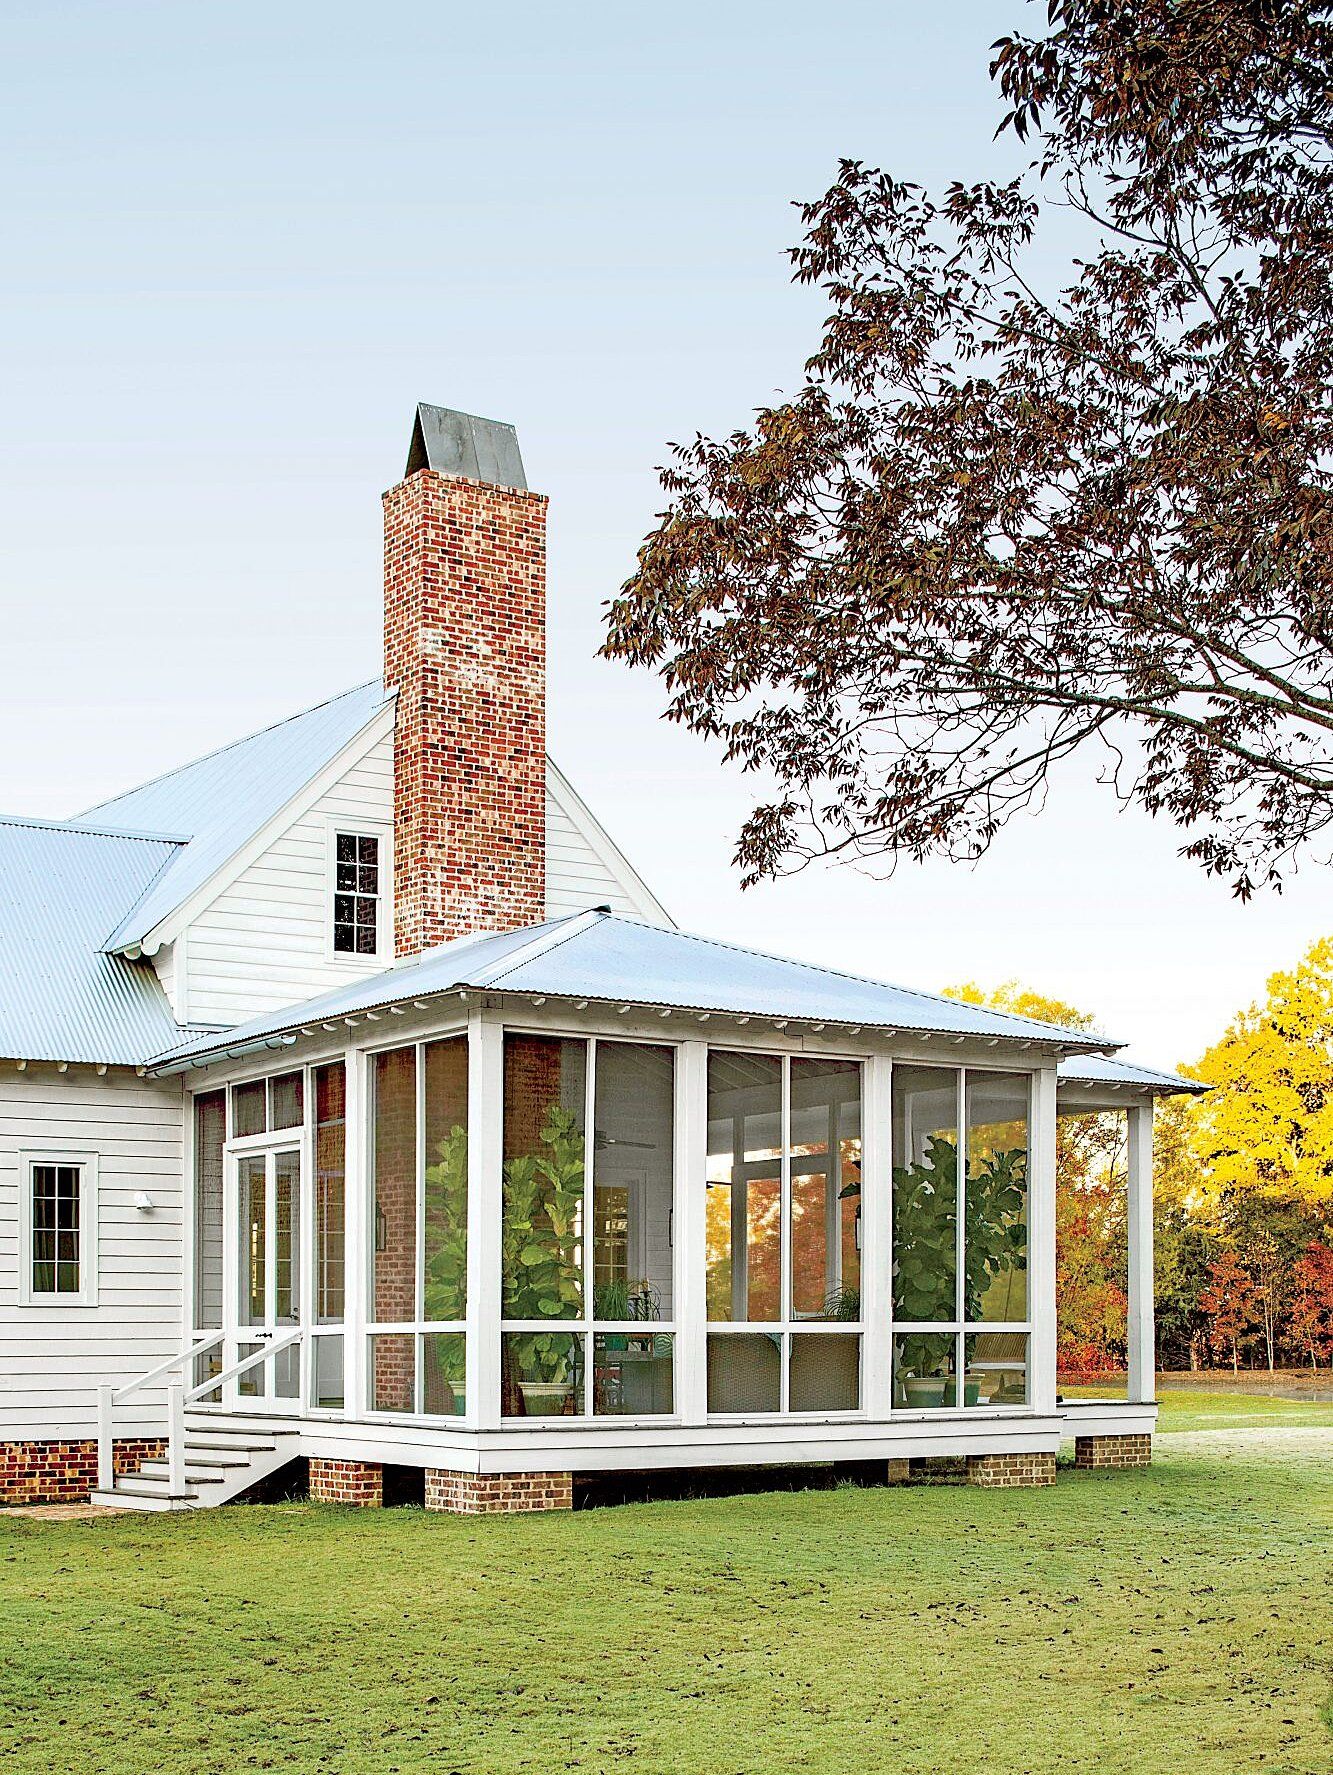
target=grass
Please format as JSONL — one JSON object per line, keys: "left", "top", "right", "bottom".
{"left": 2, "top": 1434, "right": 1331, "bottom": 1774}
{"left": 1063, "top": 1384, "right": 1333, "bottom": 1434}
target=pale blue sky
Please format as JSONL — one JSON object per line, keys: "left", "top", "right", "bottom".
{"left": 2, "top": 0, "right": 1327, "bottom": 1065}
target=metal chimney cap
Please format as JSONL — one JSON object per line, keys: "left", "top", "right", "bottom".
{"left": 405, "top": 404, "right": 527, "bottom": 490}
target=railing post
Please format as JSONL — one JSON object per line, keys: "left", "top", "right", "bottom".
{"left": 97, "top": 1385, "right": 115, "bottom": 1491}
{"left": 167, "top": 1381, "right": 186, "bottom": 1496}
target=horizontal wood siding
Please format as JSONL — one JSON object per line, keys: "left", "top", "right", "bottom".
{"left": 545, "top": 792, "right": 650, "bottom": 919}
{"left": 0, "top": 1066, "right": 185, "bottom": 1439}
{"left": 185, "top": 733, "right": 396, "bottom": 1027}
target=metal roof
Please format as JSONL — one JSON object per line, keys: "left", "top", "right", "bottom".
{"left": 0, "top": 817, "right": 189, "bottom": 1065}
{"left": 1057, "top": 1054, "right": 1207, "bottom": 1096}
{"left": 405, "top": 404, "right": 527, "bottom": 489}
{"left": 150, "top": 909, "right": 1120, "bottom": 1071}
{"left": 73, "top": 680, "right": 392, "bottom": 951}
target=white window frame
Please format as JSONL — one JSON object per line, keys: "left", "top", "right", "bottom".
{"left": 18, "top": 1150, "right": 99, "bottom": 1308}
{"left": 324, "top": 817, "right": 393, "bottom": 965}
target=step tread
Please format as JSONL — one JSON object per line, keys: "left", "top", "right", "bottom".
{"left": 101, "top": 1482, "right": 198, "bottom": 1501}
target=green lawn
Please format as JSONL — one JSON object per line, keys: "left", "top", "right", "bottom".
{"left": 1063, "top": 1384, "right": 1333, "bottom": 1434}
{"left": 3, "top": 1435, "right": 1331, "bottom": 1775}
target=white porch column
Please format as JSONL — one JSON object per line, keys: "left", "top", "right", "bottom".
{"left": 1126, "top": 1101, "right": 1156, "bottom": 1404}
{"left": 1027, "top": 1066, "right": 1058, "bottom": 1414}
{"left": 343, "top": 1045, "right": 369, "bottom": 1418}
{"left": 675, "top": 1040, "right": 709, "bottom": 1425}
{"left": 860, "top": 1054, "right": 894, "bottom": 1419}
{"left": 465, "top": 1009, "right": 504, "bottom": 1430}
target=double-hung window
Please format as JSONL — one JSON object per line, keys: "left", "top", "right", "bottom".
{"left": 20, "top": 1153, "right": 97, "bottom": 1306}
{"left": 331, "top": 830, "right": 384, "bottom": 957}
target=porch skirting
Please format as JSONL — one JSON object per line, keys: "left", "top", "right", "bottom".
{"left": 0, "top": 1437, "right": 166, "bottom": 1507}
{"left": 425, "top": 1469, "right": 573, "bottom": 1514}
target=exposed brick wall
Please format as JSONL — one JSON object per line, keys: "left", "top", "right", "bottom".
{"left": 308, "top": 1458, "right": 384, "bottom": 1507}
{"left": 424, "top": 1469, "right": 573, "bottom": 1514}
{"left": 1074, "top": 1433, "right": 1152, "bottom": 1469}
{"left": 383, "top": 467, "right": 547, "bottom": 956}
{"left": 1, "top": 1438, "right": 166, "bottom": 1506}
{"left": 965, "top": 1451, "right": 1057, "bottom": 1489}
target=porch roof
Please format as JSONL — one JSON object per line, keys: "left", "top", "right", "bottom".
{"left": 1056, "top": 1054, "right": 1207, "bottom": 1097}
{"left": 147, "top": 907, "right": 1121, "bottom": 1072}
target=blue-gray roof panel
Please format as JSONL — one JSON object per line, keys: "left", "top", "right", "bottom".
{"left": 151, "top": 911, "right": 1118, "bottom": 1068}
{"left": 1057, "top": 1054, "right": 1206, "bottom": 1095}
{"left": 75, "top": 680, "right": 391, "bottom": 950}
{"left": 0, "top": 817, "right": 190, "bottom": 1064}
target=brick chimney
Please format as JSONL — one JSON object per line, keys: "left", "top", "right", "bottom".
{"left": 383, "top": 405, "right": 548, "bottom": 956}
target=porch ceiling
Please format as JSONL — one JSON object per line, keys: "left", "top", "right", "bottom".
{"left": 147, "top": 908, "right": 1121, "bottom": 1074}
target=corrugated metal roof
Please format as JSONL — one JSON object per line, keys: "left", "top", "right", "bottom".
{"left": 0, "top": 816, "right": 189, "bottom": 1064}
{"left": 1057, "top": 1054, "right": 1207, "bottom": 1096}
{"left": 74, "top": 680, "right": 392, "bottom": 951}
{"left": 151, "top": 909, "right": 1120, "bottom": 1069}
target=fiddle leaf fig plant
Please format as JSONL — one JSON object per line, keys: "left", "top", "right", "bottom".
{"left": 502, "top": 1103, "right": 586, "bottom": 1387}
{"left": 422, "top": 1123, "right": 469, "bottom": 1398}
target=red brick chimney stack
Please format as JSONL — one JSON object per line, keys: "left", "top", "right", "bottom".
{"left": 383, "top": 405, "right": 548, "bottom": 957}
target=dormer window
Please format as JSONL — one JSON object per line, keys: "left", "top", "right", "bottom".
{"left": 333, "top": 831, "right": 381, "bottom": 956}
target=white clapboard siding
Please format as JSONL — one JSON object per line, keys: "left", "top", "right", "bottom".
{"left": 183, "top": 731, "right": 396, "bottom": 1028}
{"left": 178, "top": 732, "right": 669, "bottom": 1028}
{"left": 0, "top": 1066, "right": 185, "bottom": 1440}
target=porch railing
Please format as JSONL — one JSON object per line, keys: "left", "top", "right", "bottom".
{"left": 97, "top": 1328, "right": 305, "bottom": 1496}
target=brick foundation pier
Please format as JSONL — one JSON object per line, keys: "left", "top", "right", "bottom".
{"left": 966, "top": 1451, "right": 1057, "bottom": 1488}
{"left": 1074, "top": 1433, "right": 1152, "bottom": 1469}
{"left": 308, "top": 1458, "right": 384, "bottom": 1506}
{"left": 424, "top": 1470, "right": 573, "bottom": 1514}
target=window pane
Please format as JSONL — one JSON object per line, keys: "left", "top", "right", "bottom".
{"left": 594, "top": 1331, "right": 674, "bottom": 1415}
{"left": 423, "top": 1037, "right": 468, "bottom": 1321}
{"left": 892, "top": 1065, "right": 959, "bottom": 1322}
{"left": 312, "top": 1334, "right": 344, "bottom": 1410}
{"left": 707, "top": 1332, "right": 781, "bottom": 1413}
{"left": 372, "top": 1047, "right": 418, "bottom": 1325}
{"left": 422, "top": 1331, "right": 466, "bottom": 1416}
{"left": 893, "top": 1331, "right": 958, "bottom": 1408}
{"left": 315, "top": 1064, "right": 346, "bottom": 1324}
{"left": 233, "top": 1079, "right": 267, "bottom": 1138}
{"left": 270, "top": 1071, "right": 304, "bottom": 1131}
{"left": 238, "top": 1156, "right": 266, "bottom": 1326}
{"left": 789, "top": 1333, "right": 860, "bottom": 1412}
{"left": 336, "top": 863, "right": 357, "bottom": 892}
{"left": 193, "top": 1092, "right": 225, "bottom": 1329}
{"left": 354, "top": 921, "right": 377, "bottom": 956}
{"left": 790, "top": 1058, "right": 861, "bottom": 1320}
{"left": 706, "top": 1051, "right": 782, "bottom": 1322}
{"left": 592, "top": 1042, "right": 674, "bottom": 1322}
{"left": 358, "top": 834, "right": 378, "bottom": 866}
{"left": 274, "top": 1150, "right": 300, "bottom": 1323}
{"left": 966, "top": 1072, "right": 1029, "bottom": 1324}
{"left": 336, "top": 833, "right": 356, "bottom": 865}
{"left": 358, "top": 864, "right": 377, "bottom": 893}
{"left": 502, "top": 1332, "right": 583, "bottom": 1417}
{"left": 370, "top": 1332, "right": 415, "bottom": 1413}
{"left": 964, "top": 1331, "right": 1029, "bottom": 1406}
{"left": 502, "top": 1036, "right": 586, "bottom": 1321}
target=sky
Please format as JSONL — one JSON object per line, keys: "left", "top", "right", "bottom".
{"left": 2, "top": 0, "right": 1329, "bottom": 1069}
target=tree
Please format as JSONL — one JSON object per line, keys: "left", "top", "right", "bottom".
{"left": 1288, "top": 1240, "right": 1333, "bottom": 1367}
{"left": 1192, "top": 937, "right": 1333, "bottom": 1210}
{"left": 604, "top": 3, "right": 1333, "bottom": 900}
{"left": 1200, "top": 1251, "right": 1259, "bottom": 1373}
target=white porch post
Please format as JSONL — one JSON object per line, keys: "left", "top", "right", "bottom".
{"left": 1126, "top": 1101, "right": 1156, "bottom": 1404}
{"left": 466, "top": 1009, "right": 504, "bottom": 1430}
{"left": 343, "top": 1045, "right": 369, "bottom": 1418}
{"left": 675, "top": 1040, "right": 709, "bottom": 1425}
{"left": 860, "top": 1053, "right": 894, "bottom": 1419}
{"left": 1028, "top": 1066, "right": 1058, "bottom": 1414}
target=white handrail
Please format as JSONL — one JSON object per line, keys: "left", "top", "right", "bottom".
{"left": 185, "top": 1327, "right": 304, "bottom": 1405}
{"left": 99, "top": 1331, "right": 225, "bottom": 1492}
{"left": 111, "top": 1332, "right": 223, "bottom": 1407}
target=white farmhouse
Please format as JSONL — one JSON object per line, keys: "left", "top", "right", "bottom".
{"left": 0, "top": 406, "right": 1202, "bottom": 1512}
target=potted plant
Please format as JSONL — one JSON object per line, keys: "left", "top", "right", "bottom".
{"left": 501, "top": 1104, "right": 586, "bottom": 1414}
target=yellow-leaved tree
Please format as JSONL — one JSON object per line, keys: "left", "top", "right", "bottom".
{"left": 1191, "top": 936, "right": 1333, "bottom": 1210}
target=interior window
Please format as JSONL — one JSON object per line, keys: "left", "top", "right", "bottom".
{"left": 333, "top": 832, "right": 380, "bottom": 955}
